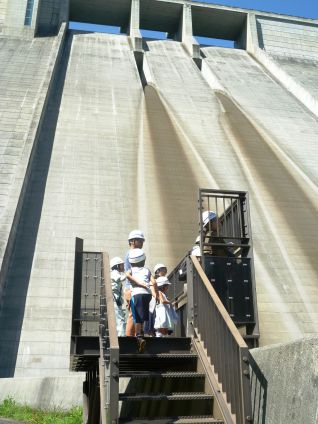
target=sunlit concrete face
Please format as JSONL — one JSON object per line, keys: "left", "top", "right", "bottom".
{"left": 0, "top": 0, "right": 318, "bottom": 395}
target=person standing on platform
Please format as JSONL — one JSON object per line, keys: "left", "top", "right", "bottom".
{"left": 154, "top": 276, "right": 178, "bottom": 337}
{"left": 110, "top": 257, "right": 126, "bottom": 336}
{"left": 126, "top": 248, "right": 157, "bottom": 352}
{"left": 124, "top": 230, "right": 145, "bottom": 336}
{"left": 144, "top": 263, "right": 168, "bottom": 336}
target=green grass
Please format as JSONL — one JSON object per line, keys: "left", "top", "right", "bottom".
{"left": 0, "top": 398, "right": 82, "bottom": 424}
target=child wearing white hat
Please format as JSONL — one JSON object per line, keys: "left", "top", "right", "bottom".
{"left": 126, "top": 248, "right": 158, "bottom": 352}
{"left": 154, "top": 276, "right": 178, "bottom": 337}
{"left": 154, "top": 263, "right": 168, "bottom": 278}
{"left": 143, "top": 263, "right": 168, "bottom": 336}
{"left": 124, "top": 230, "right": 145, "bottom": 337}
{"left": 110, "top": 257, "right": 126, "bottom": 337}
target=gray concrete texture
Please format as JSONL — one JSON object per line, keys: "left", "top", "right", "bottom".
{"left": 0, "top": 375, "right": 84, "bottom": 409}
{"left": 0, "top": 0, "right": 317, "bottom": 408}
{"left": 251, "top": 336, "right": 318, "bottom": 424}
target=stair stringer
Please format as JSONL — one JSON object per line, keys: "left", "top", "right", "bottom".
{"left": 192, "top": 336, "right": 236, "bottom": 424}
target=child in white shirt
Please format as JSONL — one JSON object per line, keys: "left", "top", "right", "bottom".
{"left": 110, "top": 257, "right": 126, "bottom": 337}
{"left": 126, "top": 249, "right": 158, "bottom": 351}
{"left": 154, "top": 276, "right": 177, "bottom": 337}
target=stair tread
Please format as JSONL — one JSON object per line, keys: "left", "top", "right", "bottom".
{"left": 119, "top": 353, "right": 197, "bottom": 358}
{"left": 119, "top": 392, "right": 213, "bottom": 401}
{"left": 119, "top": 416, "right": 223, "bottom": 423}
{"left": 118, "top": 337, "right": 193, "bottom": 355}
{"left": 120, "top": 371, "right": 205, "bottom": 378}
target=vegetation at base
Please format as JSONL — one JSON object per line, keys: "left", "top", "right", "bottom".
{"left": 0, "top": 398, "right": 82, "bottom": 424}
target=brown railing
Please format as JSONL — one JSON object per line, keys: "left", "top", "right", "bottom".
{"left": 249, "top": 354, "right": 267, "bottom": 424}
{"left": 100, "top": 252, "right": 119, "bottom": 424}
{"left": 180, "top": 254, "right": 267, "bottom": 424}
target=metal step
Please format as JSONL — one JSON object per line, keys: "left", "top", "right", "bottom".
{"left": 119, "top": 392, "right": 214, "bottom": 418}
{"left": 120, "top": 393, "right": 214, "bottom": 401}
{"left": 118, "top": 337, "right": 192, "bottom": 354}
{"left": 118, "top": 416, "right": 224, "bottom": 423}
{"left": 120, "top": 371, "right": 205, "bottom": 378}
{"left": 119, "top": 371, "right": 206, "bottom": 397}
{"left": 119, "top": 353, "right": 198, "bottom": 373}
{"left": 119, "top": 353, "right": 197, "bottom": 359}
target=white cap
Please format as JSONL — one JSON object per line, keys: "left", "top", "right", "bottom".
{"left": 156, "top": 276, "right": 171, "bottom": 287}
{"left": 128, "top": 229, "right": 145, "bottom": 241}
{"left": 128, "top": 248, "right": 146, "bottom": 264}
{"left": 110, "top": 257, "right": 124, "bottom": 269}
{"left": 195, "top": 235, "right": 200, "bottom": 244}
{"left": 191, "top": 245, "right": 201, "bottom": 257}
{"left": 202, "top": 210, "right": 217, "bottom": 226}
{"left": 154, "top": 263, "right": 167, "bottom": 274}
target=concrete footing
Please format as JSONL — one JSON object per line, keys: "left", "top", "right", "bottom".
{"left": 251, "top": 336, "right": 318, "bottom": 424}
{"left": 0, "top": 375, "right": 85, "bottom": 410}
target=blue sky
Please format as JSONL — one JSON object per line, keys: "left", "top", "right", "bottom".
{"left": 69, "top": 0, "right": 318, "bottom": 47}
{"left": 192, "top": 0, "right": 318, "bottom": 20}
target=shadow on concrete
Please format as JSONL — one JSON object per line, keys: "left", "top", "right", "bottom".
{"left": 144, "top": 85, "right": 200, "bottom": 260}
{"left": 0, "top": 33, "right": 73, "bottom": 377}
{"left": 217, "top": 91, "right": 318, "bottom": 279}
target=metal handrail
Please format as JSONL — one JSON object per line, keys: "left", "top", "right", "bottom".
{"left": 187, "top": 255, "right": 263, "bottom": 424}
{"left": 249, "top": 354, "right": 267, "bottom": 424}
{"left": 100, "top": 252, "right": 119, "bottom": 424}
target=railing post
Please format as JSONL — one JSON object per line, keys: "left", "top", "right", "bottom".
{"left": 103, "top": 354, "right": 111, "bottom": 423}
{"left": 186, "top": 256, "right": 195, "bottom": 337}
{"left": 101, "top": 252, "right": 119, "bottom": 424}
{"left": 109, "top": 348, "right": 119, "bottom": 423}
{"left": 240, "top": 347, "right": 253, "bottom": 423}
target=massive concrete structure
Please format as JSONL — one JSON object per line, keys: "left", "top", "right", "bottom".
{"left": 0, "top": 0, "right": 317, "bottom": 406}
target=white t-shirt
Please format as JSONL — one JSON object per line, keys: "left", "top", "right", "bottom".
{"left": 131, "top": 266, "right": 152, "bottom": 296}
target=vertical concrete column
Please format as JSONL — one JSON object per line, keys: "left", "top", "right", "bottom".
{"left": 246, "top": 13, "right": 259, "bottom": 54}
{"left": 177, "top": 3, "right": 200, "bottom": 60}
{"left": 3, "top": 0, "right": 31, "bottom": 36}
{"left": 0, "top": 0, "right": 8, "bottom": 26}
{"left": 129, "top": 0, "right": 142, "bottom": 52}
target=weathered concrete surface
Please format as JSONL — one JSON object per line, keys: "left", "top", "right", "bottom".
{"left": 144, "top": 40, "right": 318, "bottom": 346}
{"left": 0, "top": 26, "right": 65, "bottom": 314}
{"left": 0, "top": 30, "right": 144, "bottom": 378}
{"left": 247, "top": 14, "right": 318, "bottom": 119}
{"left": 251, "top": 336, "right": 318, "bottom": 424}
{"left": 0, "top": 375, "right": 84, "bottom": 409}
{"left": 200, "top": 47, "right": 318, "bottom": 345}
{"left": 0, "top": 0, "right": 318, "bottom": 404}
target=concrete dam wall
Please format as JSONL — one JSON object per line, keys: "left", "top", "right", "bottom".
{"left": 0, "top": 0, "right": 317, "bottom": 403}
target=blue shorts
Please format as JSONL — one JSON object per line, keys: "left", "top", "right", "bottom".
{"left": 131, "top": 293, "right": 152, "bottom": 324}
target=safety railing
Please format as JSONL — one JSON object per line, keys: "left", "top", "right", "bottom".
{"left": 100, "top": 252, "right": 119, "bottom": 424}
{"left": 198, "top": 188, "right": 259, "bottom": 347}
{"left": 249, "top": 354, "right": 267, "bottom": 424}
{"left": 175, "top": 255, "right": 266, "bottom": 424}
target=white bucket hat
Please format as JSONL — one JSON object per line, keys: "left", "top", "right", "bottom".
{"left": 110, "top": 257, "right": 124, "bottom": 269}
{"left": 128, "top": 229, "right": 145, "bottom": 241}
{"left": 128, "top": 248, "right": 146, "bottom": 264}
{"left": 156, "top": 276, "right": 171, "bottom": 287}
{"left": 154, "top": 263, "right": 167, "bottom": 274}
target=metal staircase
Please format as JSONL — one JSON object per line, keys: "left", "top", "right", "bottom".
{"left": 117, "top": 337, "right": 222, "bottom": 423}
{"left": 70, "top": 190, "right": 267, "bottom": 424}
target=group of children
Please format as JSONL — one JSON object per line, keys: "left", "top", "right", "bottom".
{"left": 110, "top": 229, "right": 178, "bottom": 351}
